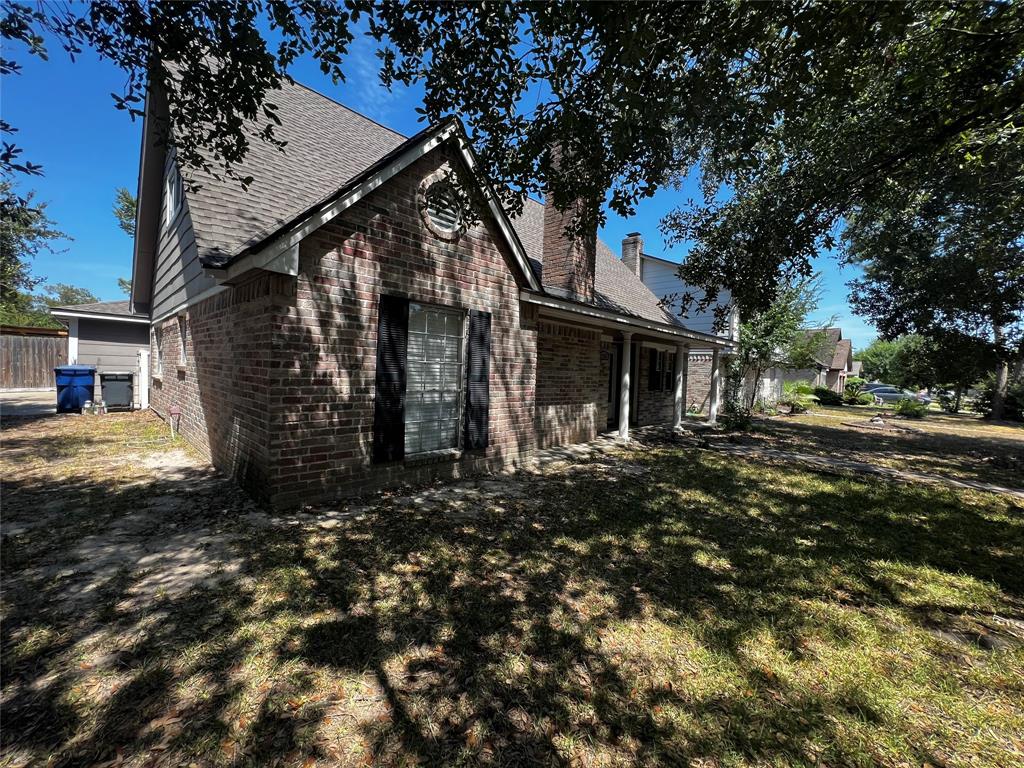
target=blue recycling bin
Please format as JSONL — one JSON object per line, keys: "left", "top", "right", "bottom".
{"left": 54, "top": 365, "right": 96, "bottom": 413}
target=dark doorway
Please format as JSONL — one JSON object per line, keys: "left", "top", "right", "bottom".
{"left": 606, "top": 341, "right": 638, "bottom": 430}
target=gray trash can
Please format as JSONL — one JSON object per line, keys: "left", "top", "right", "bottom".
{"left": 100, "top": 372, "right": 134, "bottom": 410}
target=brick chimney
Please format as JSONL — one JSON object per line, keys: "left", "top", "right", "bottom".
{"left": 621, "top": 232, "right": 643, "bottom": 275}
{"left": 542, "top": 197, "right": 597, "bottom": 302}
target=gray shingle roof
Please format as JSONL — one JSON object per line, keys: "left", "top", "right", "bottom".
{"left": 511, "top": 199, "right": 684, "bottom": 327}
{"left": 184, "top": 81, "right": 406, "bottom": 263}
{"left": 51, "top": 300, "right": 146, "bottom": 318}
{"left": 801, "top": 327, "right": 846, "bottom": 369}
{"left": 182, "top": 81, "right": 684, "bottom": 328}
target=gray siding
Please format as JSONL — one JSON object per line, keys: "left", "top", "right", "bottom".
{"left": 151, "top": 154, "right": 217, "bottom": 319}
{"left": 77, "top": 318, "right": 149, "bottom": 372}
{"left": 638, "top": 256, "right": 736, "bottom": 339}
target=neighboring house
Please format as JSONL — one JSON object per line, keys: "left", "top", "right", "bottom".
{"left": 129, "top": 80, "right": 736, "bottom": 507}
{"left": 850, "top": 360, "right": 863, "bottom": 379}
{"left": 781, "top": 328, "right": 854, "bottom": 393}
{"left": 624, "top": 240, "right": 784, "bottom": 409}
{"left": 49, "top": 300, "right": 151, "bottom": 407}
{"left": 621, "top": 235, "right": 741, "bottom": 412}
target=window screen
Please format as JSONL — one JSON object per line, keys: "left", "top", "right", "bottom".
{"left": 405, "top": 303, "right": 465, "bottom": 455}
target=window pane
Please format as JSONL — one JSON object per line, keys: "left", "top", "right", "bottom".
{"left": 404, "top": 303, "right": 465, "bottom": 455}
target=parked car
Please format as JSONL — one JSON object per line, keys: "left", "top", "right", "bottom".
{"left": 870, "top": 386, "right": 931, "bottom": 405}
{"left": 862, "top": 382, "right": 893, "bottom": 392}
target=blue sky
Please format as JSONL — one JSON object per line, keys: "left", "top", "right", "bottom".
{"left": 5, "top": 31, "right": 874, "bottom": 350}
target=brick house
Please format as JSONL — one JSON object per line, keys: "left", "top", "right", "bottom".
{"left": 129, "top": 81, "right": 735, "bottom": 507}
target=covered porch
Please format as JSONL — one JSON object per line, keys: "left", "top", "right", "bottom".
{"left": 523, "top": 291, "right": 737, "bottom": 444}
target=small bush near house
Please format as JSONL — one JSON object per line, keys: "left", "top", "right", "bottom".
{"left": 786, "top": 381, "right": 816, "bottom": 397}
{"left": 813, "top": 386, "right": 844, "bottom": 405}
{"left": 778, "top": 381, "right": 814, "bottom": 414}
{"left": 843, "top": 376, "right": 870, "bottom": 404}
{"left": 894, "top": 397, "right": 928, "bottom": 418}
{"left": 777, "top": 397, "right": 809, "bottom": 414}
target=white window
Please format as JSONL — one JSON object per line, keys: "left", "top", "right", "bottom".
{"left": 405, "top": 303, "right": 465, "bottom": 455}
{"left": 177, "top": 315, "right": 187, "bottom": 365}
{"left": 164, "top": 165, "right": 182, "bottom": 229}
{"left": 152, "top": 326, "right": 163, "bottom": 377}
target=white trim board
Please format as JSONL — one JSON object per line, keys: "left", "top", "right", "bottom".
{"left": 50, "top": 310, "right": 151, "bottom": 325}
{"left": 150, "top": 283, "right": 229, "bottom": 325}
{"left": 67, "top": 317, "right": 79, "bottom": 364}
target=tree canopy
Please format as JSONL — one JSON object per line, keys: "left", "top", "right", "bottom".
{"left": 4, "top": 2, "right": 1021, "bottom": 316}
{"left": 113, "top": 187, "right": 137, "bottom": 238}
{"left": 735, "top": 276, "right": 826, "bottom": 408}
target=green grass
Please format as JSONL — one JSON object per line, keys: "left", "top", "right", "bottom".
{"left": 750, "top": 406, "right": 1024, "bottom": 489}
{"left": 2, "top": 417, "right": 1023, "bottom": 767}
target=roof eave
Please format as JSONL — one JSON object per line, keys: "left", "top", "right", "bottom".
{"left": 519, "top": 289, "right": 738, "bottom": 350}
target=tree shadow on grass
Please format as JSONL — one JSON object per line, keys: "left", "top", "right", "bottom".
{"left": 2, "top": 445, "right": 1022, "bottom": 766}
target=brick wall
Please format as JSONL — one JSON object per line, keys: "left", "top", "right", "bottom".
{"left": 635, "top": 345, "right": 674, "bottom": 425}
{"left": 149, "top": 272, "right": 287, "bottom": 500}
{"left": 686, "top": 352, "right": 714, "bottom": 414}
{"left": 265, "top": 147, "right": 539, "bottom": 507}
{"left": 535, "top": 320, "right": 605, "bottom": 448}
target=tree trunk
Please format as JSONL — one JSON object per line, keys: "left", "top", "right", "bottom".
{"left": 953, "top": 383, "right": 962, "bottom": 413}
{"left": 991, "top": 326, "right": 1009, "bottom": 420}
{"left": 992, "top": 360, "right": 1009, "bottom": 420}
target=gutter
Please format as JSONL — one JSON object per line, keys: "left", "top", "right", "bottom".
{"left": 519, "top": 289, "right": 738, "bottom": 351}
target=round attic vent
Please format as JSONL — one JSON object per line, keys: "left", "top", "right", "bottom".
{"left": 423, "top": 180, "right": 463, "bottom": 235}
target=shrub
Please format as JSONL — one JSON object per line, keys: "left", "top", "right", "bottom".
{"left": 813, "top": 386, "right": 844, "bottom": 406}
{"left": 854, "top": 392, "right": 875, "bottom": 405}
{"left": 894, "top": 397, "right": 928, "bottom": 418}
{"left": 843, "top": 377, "right": 870, "bottom": 404}
{"left": 778, "top": 397, "right": 808, "bottom": 414}
{"left": 972, "top": 376, "right": 1024, "bottom": 421}
{"left": 784, "top": 381, "right": 816, "bottom": 398}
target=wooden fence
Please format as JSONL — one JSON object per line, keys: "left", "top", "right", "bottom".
{"left": 1, "top": 326, "right": 68, "bottom": 389}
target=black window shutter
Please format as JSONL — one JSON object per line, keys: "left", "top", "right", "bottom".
{"left": 649, "top": 348, "right": 660, "bottom": 391}
{"left": 464, "top": 310, "right": 491, "bottom": 450}
{"left": 372, "top": 295, "right": 409, "bottom": 463}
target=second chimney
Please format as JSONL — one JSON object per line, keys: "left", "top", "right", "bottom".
{"left": 621, "top": 232, "right": 643, "bottom": 275}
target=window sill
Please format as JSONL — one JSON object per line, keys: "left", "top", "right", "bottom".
{"left": 404, "top": 448, "right": 463, "bottom": 466}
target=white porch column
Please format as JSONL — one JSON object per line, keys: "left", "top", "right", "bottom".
{"left": 137, "top": 348, "right": 150, "bottom": 410}
{"left": 618, "top": 332, "right": 632, "bottom": 439}
{"left": 708, "top": 348, "right": 722, "bottom": 424}
{"left": 673, "top": 343, "right": 688, "bottom": 429}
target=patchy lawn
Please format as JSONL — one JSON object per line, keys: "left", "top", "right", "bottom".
{"left": 742, "top": 406, "right": 1024, "bottom": 490}
{"left": 2, "top": 411, "right": 1023, "bottom": 767}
